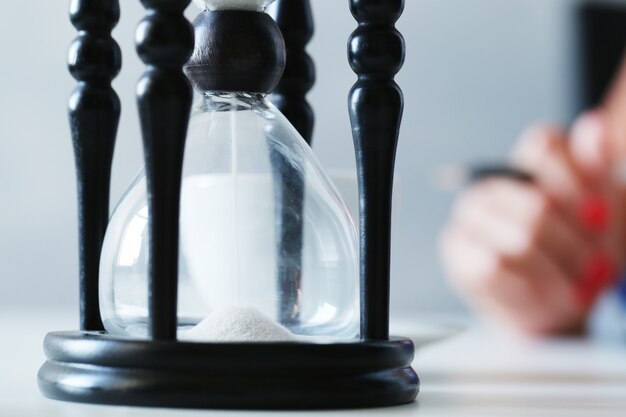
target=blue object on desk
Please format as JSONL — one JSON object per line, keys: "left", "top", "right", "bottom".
{"left": 618, "top": 276, "right": 626, "bottom": 306}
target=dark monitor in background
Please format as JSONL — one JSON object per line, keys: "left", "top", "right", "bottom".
{"left": 579, "top": 1, "right": 626, "bottom": 109}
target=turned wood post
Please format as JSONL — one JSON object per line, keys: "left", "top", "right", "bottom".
{"left": 348, "top": 0, "right": 406, "bottom": 340}
{"left": 136, "top": 0, "right": 194, "bottom": 340}
{"left": 68, "top": 0, "right": 122, "bottom": 331}
{"left": 271, "top": 0, "right": 315, "bottom": 144}
{"left": 270, "top": 0, "right": 315, "bottom": 325}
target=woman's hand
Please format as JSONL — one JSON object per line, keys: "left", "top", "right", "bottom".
{"left": 439, "top": 112, "right": 618, "bottom": 335}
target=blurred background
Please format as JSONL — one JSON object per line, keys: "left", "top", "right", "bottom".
{"left": 0, "top": 0, "right": 622, "bottom": 319}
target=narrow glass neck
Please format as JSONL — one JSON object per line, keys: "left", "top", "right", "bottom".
{"left": 202, "top": 92, "right": 268, "bottom": 112}
{"left": 193, "top": 0, "right": 275, "bottom": 12}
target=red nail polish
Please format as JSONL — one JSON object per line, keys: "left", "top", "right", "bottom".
{"left": 579, "top": 195, "right": 610, "bottom": 233}
{"left": 574, "top": 254, "right": 618, "bottom": 309}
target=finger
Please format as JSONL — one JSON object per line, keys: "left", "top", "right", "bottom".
{"left": 439, "top": 224, "right": 499, "bottom": 290}
{"left": 602, "top": 55, "right": 626, "bottom": 266}
{"left": 570, "top": 110, "right": 612, "bottom": 188}
{"left": 511, "top": 124, "right": 590, "bottom": 206}
{"left": 453, "top": 179, "right": 594, "bottom": 279}
{"left": 440, "top": 228, "right": 583, "bottom": 334}
{"left": 512, "top": 124, "right": 606, "bottom": 237}
{"left": 603, "top": 53, "right": 626, "bottom": 151}
{"left": 570, "top": 110, "right": 621, "bottom": 293}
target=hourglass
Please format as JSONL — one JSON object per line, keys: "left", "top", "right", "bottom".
{"left": 38, "top": 0, "right": 417, "bottom": 409}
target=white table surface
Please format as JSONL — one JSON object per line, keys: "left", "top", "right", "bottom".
{"left": 2, "top": 310, "right": 625, "bottom": 417}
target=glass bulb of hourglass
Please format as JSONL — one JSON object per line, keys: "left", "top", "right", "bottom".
{"left": 99, "top": 92, "right": 360, "bottom": 342}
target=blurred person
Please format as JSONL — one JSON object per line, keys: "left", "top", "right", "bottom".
{"left": 439, "top": 57, "right": 626, "bottom": 336}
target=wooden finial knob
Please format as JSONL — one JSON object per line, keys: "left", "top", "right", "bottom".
{"left": 68, "top": 0, "right": 121, "bottom": 84}
{"left": 349, "top": 0, "right": 404, "bottom": 24}
{"left": 184, "top": 10, "right": 286, "bottom": 93}
{"left": 348, "top": 0, "right": 405, "bottom": 79}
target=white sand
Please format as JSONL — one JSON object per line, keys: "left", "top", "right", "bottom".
{"left": 179, "top": 306, "right": 297, "bottom": 342}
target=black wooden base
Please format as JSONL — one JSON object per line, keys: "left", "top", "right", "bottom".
{"left": 38, "top": 331, "right": 419, "bottom": 410}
